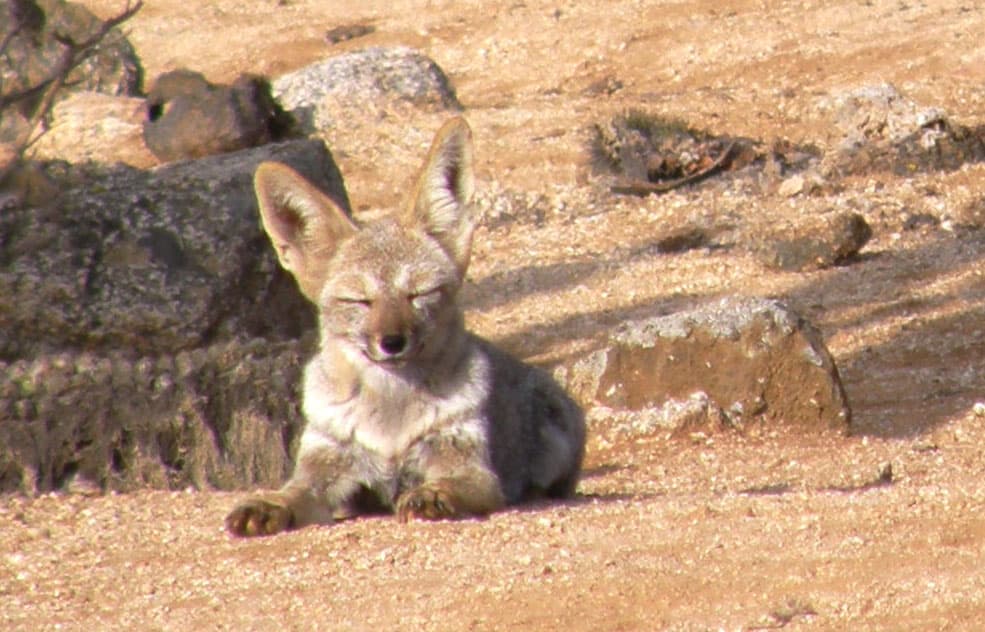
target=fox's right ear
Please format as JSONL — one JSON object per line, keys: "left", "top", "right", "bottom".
{"left": 254, "top": 162, "right": 357, "bottom": 302}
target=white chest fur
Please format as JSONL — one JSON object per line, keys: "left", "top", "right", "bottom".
{"left": 300, "top": 346, "right": 492, "bottom": 461}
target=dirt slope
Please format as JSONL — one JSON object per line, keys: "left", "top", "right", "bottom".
{"left": 3, "top": 0, "right": 985, "bottom": 629}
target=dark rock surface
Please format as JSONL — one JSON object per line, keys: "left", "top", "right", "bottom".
{"left": 0, "top": 0, "right": 142, "bottom": 125}
{"left": 0, "top": 138, "right": 347, "bottom": 359}
{"left": 0, "top": 340, "right": 306, "bottom": 495}
{"left": 0, "top": 139, "right": 351, "bottom": 494}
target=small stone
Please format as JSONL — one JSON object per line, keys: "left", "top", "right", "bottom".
{"left": 778, "top": 174, "right": 805, "bottom": 197}
{"left": 749, "top": 210, "right": 872, "bottom": 271}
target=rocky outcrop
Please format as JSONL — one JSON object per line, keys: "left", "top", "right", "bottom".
{"left": 0, "top": 0, "right": 142, "bottom": 143}
{"left": 820, "top": 83, "right": 985, "bottom": 176}
{"left": 0, "top": 139, "right": 350, "bottom": 494}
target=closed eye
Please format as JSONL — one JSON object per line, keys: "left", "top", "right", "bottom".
{"left": 409, "top": 286, "right": 444, "bottom": 307}
{"left": 336, "top": 296, "right": 372, "bottom": 307}
{"left": 411, "top": 285, "right": 446, "bottom": 299}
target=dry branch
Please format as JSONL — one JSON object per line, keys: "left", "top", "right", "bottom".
{"left": 0, "top": 1, "right": 143, "bottom": 180}
{"left": 610, "top": 140, "right": 737, "bottom": 196}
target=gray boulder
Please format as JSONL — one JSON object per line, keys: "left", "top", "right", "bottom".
{"left": 564, "top": 297, "right": 851, "bottom": 434}
{"left": 0, "top": 138, "right": 348, "bottom": 359}
{"left": 273, "top": 46, "right": 461, "bottom": 133}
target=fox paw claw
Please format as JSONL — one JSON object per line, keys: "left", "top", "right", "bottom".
{"left": 396, "top": 486, "right": 458, "bottom": 522}
{"left": 225, "top": 498, "right": 294, "bottom": 537}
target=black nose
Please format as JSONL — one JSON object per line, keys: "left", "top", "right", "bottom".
{"left": 379, "top": 334, "right": 407, "bottom": 356}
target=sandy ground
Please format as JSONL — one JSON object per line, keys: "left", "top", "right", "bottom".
{"left": 4, "top": 0, "right": 985, "bottom": 629}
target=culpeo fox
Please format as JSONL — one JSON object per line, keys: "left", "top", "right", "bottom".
{"left": 226, "top": 117, "right": 586, "bottom": 536}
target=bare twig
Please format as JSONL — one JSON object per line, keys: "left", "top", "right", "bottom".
{"left": 610, "top": 140, "right": 737, "bottom": 196}
{"left": 0, "top": 27, "right": 20, "bottom": 60}
{"left": 0, "top": 1, "right": 143, "bottom": 182}
{"left": 0, "top": 1, "right": 143, "bottom": 110}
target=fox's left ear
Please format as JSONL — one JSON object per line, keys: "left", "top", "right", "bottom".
{"left": 407, "top": 117, "right": 476, "bottom": 275}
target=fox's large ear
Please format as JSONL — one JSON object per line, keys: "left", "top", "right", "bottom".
{"left": 254, "top": 161, "right": 357, "bottom": 302}
{"left": 407, "top": 117, "right": 476, "bottom": 274}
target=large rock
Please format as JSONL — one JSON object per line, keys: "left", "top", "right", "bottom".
{"left": 30, "top": 91, "right": 158, "bottom": 168}
{"left": 273, "top": 46, "right": 462, "bottom": 133}
{"left": 0, "top": 138, "right": 354, "bottom": 494}
{"left": 0, "top": 340, "right": 306, "bottom": 495}
{"left": 0, "top": 138, "right": 348, "bottom": 359}
{"left": 747, "top": 209, "right": 872, "bottom": 271}
{"left": 143, "top": 69, "right": 295, "bottom": 163}
{"left": 565, "top": 297, "right": 850, "bottom": 434}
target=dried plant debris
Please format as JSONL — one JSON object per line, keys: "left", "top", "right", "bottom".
{"left": 589, "top": 110, "right": 816, "bottom": 195}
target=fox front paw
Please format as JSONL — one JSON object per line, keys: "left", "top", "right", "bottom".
{"left": 396, "top": 484, "right": 460, "bottom": 523}
{"left": 225, "top": 498, "right": 294, "bottom": 537}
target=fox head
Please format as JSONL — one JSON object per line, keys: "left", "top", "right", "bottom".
{"left": 253, "top": 117, "right": 477, "bottom": 367}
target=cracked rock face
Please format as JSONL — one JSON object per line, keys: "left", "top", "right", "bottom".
{"left": 564, "top": 297, "right": 851, "bottom": 435}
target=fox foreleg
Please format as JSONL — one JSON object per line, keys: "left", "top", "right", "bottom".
{"left": 396, "top": 425, "right": 506, "bottom": 522}
{"left": 225, "top": 436, "right": 360, "bottom": 537}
